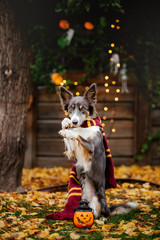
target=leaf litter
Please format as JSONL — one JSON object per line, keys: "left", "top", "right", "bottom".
{"left": 0, "top": 165, "right": 160, "bottom": 239}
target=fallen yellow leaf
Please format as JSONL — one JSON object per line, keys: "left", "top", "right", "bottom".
{"left": 70, "top": 232, "right": 81, "bottom": 239}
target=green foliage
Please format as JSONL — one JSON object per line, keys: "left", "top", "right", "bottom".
{"left": 135, "top": 131, "right": 160, "bottom": 162}
{"left": 28, "top": 0, "right": 123, "bottom": 89}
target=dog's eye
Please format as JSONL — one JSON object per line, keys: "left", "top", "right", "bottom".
{"left": 82, "top": 111, "right": 86, "bottom": 114}
{"left": 72, "top": 104, "right": 75, "bottom": 110}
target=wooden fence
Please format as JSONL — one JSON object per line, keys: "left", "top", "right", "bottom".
{"left": 24, "top": 72, "right": 160, "bottom": 168}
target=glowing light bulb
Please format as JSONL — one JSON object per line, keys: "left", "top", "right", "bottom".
{"left": 63, "top": 79, "right": 67, "bottom": 84}
{"left": 116, "top": 63, "right": 120, "bottom": 68}
{"left": 116, "top": 89, "right": 120, "bottom": 93}
{"left": 108, "top": 49, "right": 112, "bottom": 54}
{"left": 102, "top": 123, "right": 105, "bottom": 127}
{"left": 74, "top": 81, "right": 78, "bottom": 85}
{"left": 60, "top": 82, "right": 64, "bottom": 86}
{"left": 66, "top": 86, "right": 70, "bottom": 89}
{"left": 112, "top": 81, "right": 116, "bottom": 85}
{"left": 106, "top": 89, "right": 110, "bottom": 93}
{"left": 85, "top": 86, "right": 89, "bottom": 90}
{"left": 115, "top": 97, "right": 119, "bottom": 101}
{"left": 112, "top": 128, "right": 116, "bottom": 133}
{"left": 110, "top": 119, "right": 114, "bottom": 123}
{"left": 111, "top": 43, "right": 115, "bottom": 47}
{"left": 104, "top": 83, "right": 108, "bottom": 87}
{"left": 116, "top": 19, "right": 119, "bottom": 23}
{"left": 116, "top": 26, "right": 120, "bottom": 30}
{"left": 76, "top": 92, "right": 80, "bottom": 96}
{"left": 103, "top": 116, "right": 107, "bottom": 120}
{"left": 111, "top": 24, "right": 115, "bottom": 28}
{"left": 105, "top": 75, "right": 109, "bottom": 80}
{"left": 104, "top": 107, "right": 108, "bottom": 111}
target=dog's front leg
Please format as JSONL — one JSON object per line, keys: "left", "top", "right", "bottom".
{"left": 59, "top": 128, "right": 79, "bottom": 139}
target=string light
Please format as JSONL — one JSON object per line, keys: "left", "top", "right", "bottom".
{"left": 74, "top": 81, "right": 78, "bottom": 85}
{"left": 63, "top": 79, "right": 67, "bottom": 84}
{"left": 116, "top": 63, "right": 120, "bottom": 68}
{"left": 76, "top": 92, "right": 80, "bottom": 96}
{"left": 66, "top": 86, "right": 70, "bottom": 89}
{"left": 116, "top": 26, "right": 120, "bottom": 30}
{"left": 104, "top": 83, "right": 108, "bottom": 87}
{"left": 110, "top": 119, "right": 114, "bottom": 123}
{"left": 105, "top": 89, "right": 110, "bottom": 93}
{"left": 105, "top": 75, "right": 109, "bottom": 80}
{"left": 115, "top": 97, "right": 119, "bottom": 101}
{"left": 60, "top": 82, "right": 64, "bottom": 86}
{"left": 111, "top": 43, "right": 115, "bottom": 47}
{"left": 112, "top": 80, "right": 116, "bottom": 85}
{"left": 85, "top": 86, "right": 89, "bottom": 90}
{"left": 102, "top": 123, "right": 105, "bottom": 127}
{"left": 116, "top": 19, "right": 119, "bottom": 23}
{"left": 111, "top": 24, "right": 115, "bottom": 28}
{"left": 108, "top": 49, "right": 112, "bottom": 54}
{"left": 112, "top": 128, "right": 116, "bottom": 133}
{"left": 104, "top": 107, "right": 108, "bottom": 111}
{"left": 103, "top": 116, "right": 107, "bottom": 120}
{"left": 116, "top": 88, "right": 120, "bottom": 93}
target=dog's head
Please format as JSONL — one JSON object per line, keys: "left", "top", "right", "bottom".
{"left": 59, "top": 83, "right": 97, "bottom": 127}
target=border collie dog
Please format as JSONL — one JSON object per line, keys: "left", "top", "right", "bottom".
{"left": 59, "top": 83, "right": 138, "bottom": 218}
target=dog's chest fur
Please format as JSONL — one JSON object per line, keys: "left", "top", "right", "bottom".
{"left": 62, "top": 126, "right": 100, "bottom": 172}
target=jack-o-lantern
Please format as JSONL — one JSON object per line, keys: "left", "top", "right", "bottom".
{"left": 59, "top": 20, "right": 70, "bottom": 30}
{"left": 73, "top": 199, "right": 94, "bottom": 228}
{"left": 84, "top": 21, "right": 94, "bottom": 30}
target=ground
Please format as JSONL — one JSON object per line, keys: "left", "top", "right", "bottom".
{"left": 0, "top": 165, "right": 160, "bottom": 239}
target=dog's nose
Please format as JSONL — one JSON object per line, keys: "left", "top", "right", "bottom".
{"left": 72, "top": 120, "right": 78, "bottom": 125}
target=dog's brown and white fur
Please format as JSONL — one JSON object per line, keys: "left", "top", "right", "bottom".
{"left": 59, "top": 84, "right": 138, "bottom": 218}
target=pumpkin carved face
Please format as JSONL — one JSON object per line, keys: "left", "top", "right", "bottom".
{"left": 73, "top": 211, "right": 94, "bottom": 228}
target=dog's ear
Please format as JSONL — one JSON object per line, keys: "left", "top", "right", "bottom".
{"left": 59, "top": 86, "right": 73, "bottom": 111}
{"left": 83, "top": 83, "right": 97, "bottom": 104}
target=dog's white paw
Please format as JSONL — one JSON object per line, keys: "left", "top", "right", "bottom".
{"left": 59, "top": 129, "right": 78, "bottom": 139}
{"left": 61, "top": 118, "right": 71, "bottom": 129}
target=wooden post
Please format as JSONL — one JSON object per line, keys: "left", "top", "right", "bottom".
{"left": 136, "top": 87, "right": 151, "bottom": 164}
{"left": 24, "top": 85, "right": 37, "bottom": 168}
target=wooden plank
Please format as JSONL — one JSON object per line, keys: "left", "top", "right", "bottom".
{"left": 36, "top": 156, "right": 133, "bottom": 168}
{"left": 37, "top": 157, "right": 73, "bottom": 168}
{"left": 37, "top": 85, "right": 135, "bottom": 103}
{"left": 37, "top": 138, "right": 133, "bottom": 157}
{"left": 37, "top": 102, "right": 134, "bottom": 120}
{"left": 151, "top": 126, "right": 160, "bottom": 135}
{"left": 151, "top": 108, "right": 160, "bottom": 126}
{"left": 112, "top": 157, "right": 134, "bottom": 166}
{"left": 37, "top": 120, "right": 133, "bottom": 139}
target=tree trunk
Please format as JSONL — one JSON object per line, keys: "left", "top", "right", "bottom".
{"left": 0, "top": 0, "right": 30, "bottom": 192}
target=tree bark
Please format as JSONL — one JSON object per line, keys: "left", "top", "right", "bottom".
{"left": 0, "top": 0, "right": 30, "bottom": 192}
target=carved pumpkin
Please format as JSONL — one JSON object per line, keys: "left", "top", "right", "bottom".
{"left": 84, "top": 21, "right": 94, "bottom": 30}
{"left": 59, "top": 20, "right": 70, "bottom": 30}
{"left": 73, "top": 200, "right": 94, "bottom": 228}
{"left": 51, "top": 72, "right": 63, "bottom": 85}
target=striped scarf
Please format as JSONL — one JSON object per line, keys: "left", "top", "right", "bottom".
{"left": 46, "top": 116, "right": 116, "bottom": 220}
